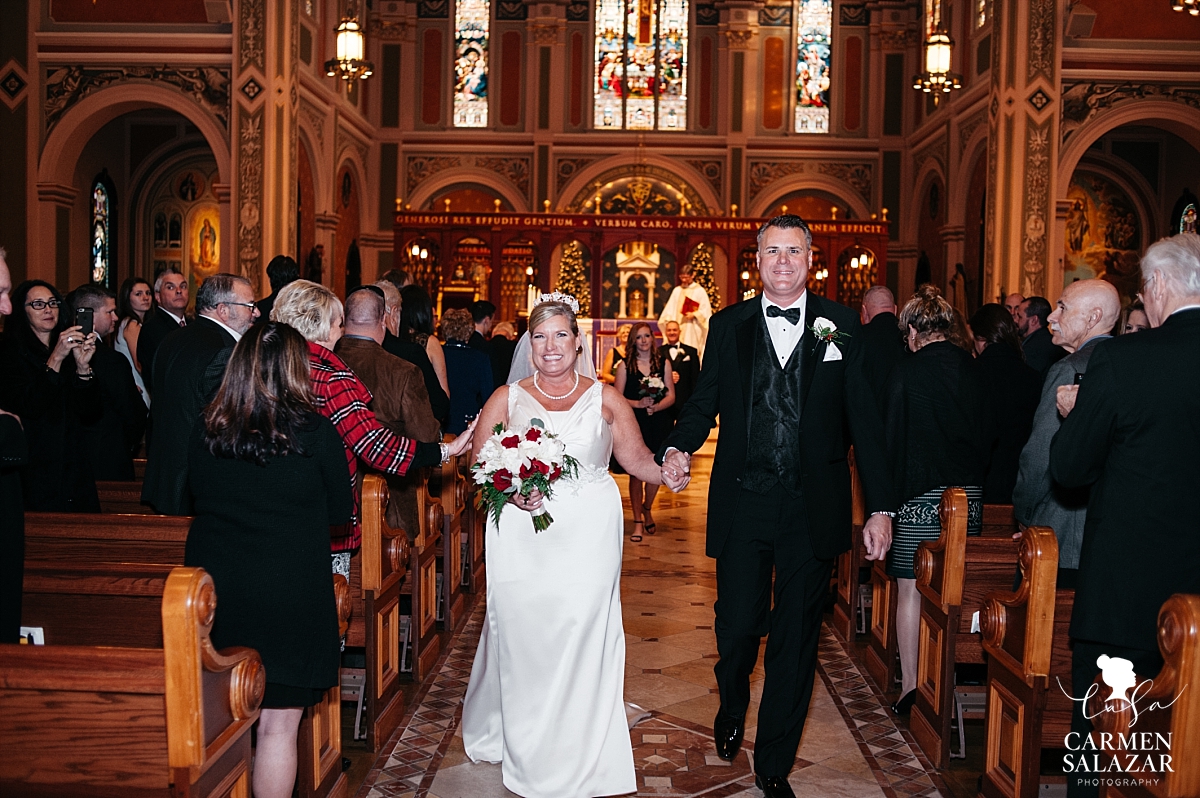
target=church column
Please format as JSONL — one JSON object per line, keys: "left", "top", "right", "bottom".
{"left": 36, "top": 183, "right": 79, "bottom": 290}
{"left": 315, "top": 212, "right": 339, "bottom": 288}
{"left": 940, "top": 223, "right": 965, "bottom": 287}
{"left": 213, "top": 182, "right": 232, "bottom": 275}
{"left": 717, "top": 0, "right": 758, "bottom": 211}
{"left": 233, "top": 0, "right": 300, "bottom": 295}
{"left": 985, "top": 0, "right": 1062, "bottom": 303}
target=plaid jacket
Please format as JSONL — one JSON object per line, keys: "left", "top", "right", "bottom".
{"left": 308, "top": 342, "right": 417, "bottom": 551}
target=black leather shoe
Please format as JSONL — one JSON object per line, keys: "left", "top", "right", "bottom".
{"left": 754, "top": 774, "right": 797, "bottom": 797}
{"left": 713, "top": 708, "right": 745, "bottom": 761}
{"left": 891, "top": 689, "right": 917, "bottom": 716}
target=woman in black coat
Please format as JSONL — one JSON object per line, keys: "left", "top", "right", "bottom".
{"left": 184, "top": 322, "right": 352, "bottom": 798}
{"left": 0, "top": 280, "right": 102, "bottom": 511}
{"left": 885, "top": 286, "right": 988, "bottom": 715}
{"left": 968, "top": 303, "right": 1042, "bottom": 503}
{"left": 441, "top": 308, "right": 494, "bottom": 434}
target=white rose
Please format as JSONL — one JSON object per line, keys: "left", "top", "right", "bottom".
{"left": 813, "top": 316, "right": 837, "bottom": 333}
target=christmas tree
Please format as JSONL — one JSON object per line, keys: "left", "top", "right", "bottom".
{"left": 555, "top": 240, "right": 591, "bottom": 316}
{"left": 689, "top": 243, "right": 721, "bottom": 311}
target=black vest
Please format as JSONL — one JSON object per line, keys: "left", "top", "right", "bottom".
{"left": 742, "top": 315, "right": 803, "bottom": 496}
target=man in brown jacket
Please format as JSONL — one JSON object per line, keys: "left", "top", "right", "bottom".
{"left": 335, "top": 286, "right": 441, "bottom": 535}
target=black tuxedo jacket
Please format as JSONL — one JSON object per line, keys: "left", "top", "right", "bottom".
{"left": 662, "top": 293, "right": 894, "bottom": 560}
{"left": 1050, "top": 308, "right": 1200, "bottom": 653}
{"left": 137, "top": 306, "right": 185, "bottom": 394}
{"left": 81, "top": 344, "right": 148, "bottom": 480}
{"left": 858, "top": 311, "right": 906, "bottom": 412}
{"left": 664, "top": 341, "right": 701, "bottom": 410}
{"left": 141, "top": 316, "right": 235, "bottom": 515}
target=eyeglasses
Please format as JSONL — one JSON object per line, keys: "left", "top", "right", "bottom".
{"left": 221, "top": 301, "right": 258, "bottom": 311}
{"left": 1137, "top": 273, "right": 1157, "bottom": 303}
{"left": 26, "top": 299, "right": 62, "bottom": 310}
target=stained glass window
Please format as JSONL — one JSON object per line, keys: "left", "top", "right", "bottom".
{"left": 794, "top": 0, "right": 831, "bottom": 134}
{"left": 594, "top": 0, "right": 688, "bottom": 130}
{"left": 91, "top": 181, "right": 110, "bottom": 288}
{"left": 453, "top": 0, "right": 489, "bottom": 127}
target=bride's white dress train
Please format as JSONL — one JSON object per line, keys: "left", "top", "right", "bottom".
{"left": 462, "top": 381, "right": 636, "bottom": 798}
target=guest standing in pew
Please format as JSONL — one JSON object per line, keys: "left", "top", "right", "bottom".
{"left": 1118, "top": 298, "right": 1150, "bottom": 335}
{"left": 334, "top": 285, "right": 441, "bottom": 536}
{"left": 442, "top": 308, "right": 495, "bottom": 435}
{"left": 883, "top": 285, "right": 988, "bottom": 716}
{"left": 255, "top": 254, "right": 300, "bottom": 324}
{"left": 857, "top": 286, "right": 906, "bottom": 413}
{"left": 398, "top": 284, "right": 451, "bottom": 406}
{"left": 1012, "top": 280, "right": 1120, "bottom": 591}
{"left": 141, "top": 274, "right": 259, "bottom": 515}
{"left": 376, "top": 280, "right": 451, "bottom": 425}
{"left": 659, "top": 216, "right": 895, "bottom": 798}
{"left": 0, "top": 279, "right": 102, "bottom": 512}
{"left": 468, "top": 299, "right": 495, "bottom": 352}
{"left": 0, "top": 248, "right": 31, "bottom": 643}
{"left": 114, "top": 276, "right": 153, "bottom": 407}
{"left": 488, "top": 321, "right": 518, "bottom": 389}
{"left": 1049, "top": 233, "right": 1200, "bottom": 798}
{"left": 184, "top": 322, "right": 352, "bottom": 798}
{"left": 969, "top": 303, "right": 1042, "bottom": 503}
{"left": 136, "top": 266, "right": 190, "bottom": 395}
{"left": 67, "top": 284, "right": 147, "bottom": 480}
{"left": 1015, "top": 296, "right": 1067, "bottom": 377}
{"left": 270, "top": 280, "right": 474, "bottom": 583}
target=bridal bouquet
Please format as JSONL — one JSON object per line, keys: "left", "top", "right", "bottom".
{"left": 472, "top": 420, "right": 580, "bottom": 531}
{"left": 639, "top": 374, "right": 667, "bottom": 402}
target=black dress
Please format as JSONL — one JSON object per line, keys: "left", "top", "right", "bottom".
{"left": 184, "top": 413, "right": 353, "bottom": 707}
{"left": 972, "top": 342, "right": 1042, "bottom": 503}
{"left": 621, "top": 357, "right": 673, "bottom": 452}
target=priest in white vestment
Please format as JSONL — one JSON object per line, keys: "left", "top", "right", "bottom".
{"left": 657, "top": 265, "right": 712, "bottom": 359}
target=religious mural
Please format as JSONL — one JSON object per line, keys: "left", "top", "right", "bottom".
{"left": 190, "top": 207, "right": 221, "bottom": 288}
{"left": 453, "top": 0, "right": 489, "bottom": 127}
{"left": 1063, "top": 169, "right": 1142, "bottom": 297}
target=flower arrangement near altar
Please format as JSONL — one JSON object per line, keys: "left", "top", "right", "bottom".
{"left": 472, "top": 420, "right": 580, "bottom": 531}
{"left": 639, "top": 374, "right": 667, "bottom": 402}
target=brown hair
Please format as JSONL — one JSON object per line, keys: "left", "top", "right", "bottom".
{"left": 623, "top": 321, "right": 662, "bottom": 374}
{"left": 442, "top": 307, "right": 475, "bottom": 342}
{"left": 898, "top": 284, "right": 955, "bottom": 342}
{"left": 203, "top": 322, "right": 317, "bottom": 466}
{"left": 969, "top": 303, "right": 1024, "bottom": 355}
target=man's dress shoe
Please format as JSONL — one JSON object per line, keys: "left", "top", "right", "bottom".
{"left": 713, "top": 708, "right": 745, "bottom": 761}
{"left": 755, "top": 774, "right": 797, "bottom": 797}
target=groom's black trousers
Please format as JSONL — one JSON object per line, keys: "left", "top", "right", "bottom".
{"left": 713, "top": 483, "right": 832, "bottom": 777}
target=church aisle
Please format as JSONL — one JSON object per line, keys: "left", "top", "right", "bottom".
{"left": 355, "top": 441, "right": 947, "bottom": 798}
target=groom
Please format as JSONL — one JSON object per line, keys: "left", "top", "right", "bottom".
{"left": 660, "top": 215, "right": 895, "bottom": 797}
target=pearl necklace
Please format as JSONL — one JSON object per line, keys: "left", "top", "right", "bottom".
{"left": 533, "top": 370, "right": 579, "bottom": 401}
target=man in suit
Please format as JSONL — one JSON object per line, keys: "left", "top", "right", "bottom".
{"left": 857, "top": 285, "right": 906, "bottom": 411}
{"left": 1049, "top": 233, "right": 1200, "bottom": 798}
{"left": 1015, "top": 295, "right": 1066, "bottom": 377}
{"left": 1004, "top": 292, "right": 1025, "bottom": 320}
{"left": 1012, "top": 279, "right": 1119, "bottom": 591}
{"left": 141, "top": 273, "right": 259, "bottom": 515}
{"left": 488, "top": 321, "right": 518, "bottom": 388}
{"left": 67, "top": 284, "right": 147, "bottom": 480}
{"left": 137, "top": 267, "right": 190, "bottom": 393}
{"left": 661, "top": 320, "right": 700, "bottom": 415}
{"left": 468, "top": 300, "right": 495, "bottom": 352}
{"left": 0, "top": 248, "right": 30, "bottom": 643}
{"left": 255, "top": 254, "right": 299, "bottom": 323}
{"left": 375, "top": 280, "right": 451, "bottom": 425}
{"left": 335, "top": 286, "right": 441, "bottom": 535}
{"left": 660, "top": 215, "right": 895, "bottom": 798}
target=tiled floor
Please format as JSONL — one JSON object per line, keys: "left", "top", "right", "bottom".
{"left": 355, "top": 437, "right": 947, "bottom": 798}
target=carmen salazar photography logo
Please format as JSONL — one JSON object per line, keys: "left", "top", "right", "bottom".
{"left": 1059, "top": 655, "right": 1185, "bottom": 789}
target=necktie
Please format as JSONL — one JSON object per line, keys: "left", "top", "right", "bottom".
{"left": 179, "top": 318, "right": 187, "bottom": 328}
{"left": 766, "top": 305, "right": 802, "bottom": 325}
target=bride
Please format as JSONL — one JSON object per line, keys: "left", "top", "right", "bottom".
{"left": 461, "top": 294, "right": 688, "bottom": 798}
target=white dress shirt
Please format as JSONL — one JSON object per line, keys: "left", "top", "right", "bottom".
{"left": 202, "top": 313, "right": 245, "bottom": 343}
{"left": 160, "top": 307, "right": 186, "bottom": 326}
{"left": 761, "top": 291, "right": 807, "bottom": 367}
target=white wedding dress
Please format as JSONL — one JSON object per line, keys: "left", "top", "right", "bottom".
{"left": 462, "top": 380, "right": 635, "bottom": 798}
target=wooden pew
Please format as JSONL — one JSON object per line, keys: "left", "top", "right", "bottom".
{"left": 22, "top": 512, "right": 351, "bottom": 798}
{"left": 354, "top": 475, "right": 412, "bottom": 751}
{"left": 864, "top": 500, "right": 1020, "bottom": 696}
{"left": 0, "top": 566, "right": 263, "bottom": 797}
{"left": 404, "top": 469, "right": 445, "bottom": 681}
{"left": 910, "top": 488, "right": 1020, "bottom": 768}
{"left": 134, "top": 457, "right": 147, "bottom": 480}
{"left": 1088, "top": 593, "right": 1200, "bottom": 798}
{"left": 833, "top": 447, "right": 867, "bottom": 642}
{"left": 979, "top": 526, "right": 1075, "bottom": 798}
{"left": 432, "top": 437, "right": 467, "bottom": 630}
{"left": 461, "top": 456, "right": 486, "bottom": 594}
{"left": 97, "top": 479, "right": 156, "bottom": 514}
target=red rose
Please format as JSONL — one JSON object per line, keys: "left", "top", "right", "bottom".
{"left": 519, "top": 464, "right": 532, "bottom": 479}
{"left": 493, "top": 469, "right": 512, "bottom": 490}
{"left": 532, "top": 460, "right": 550, "bottom": 475}
{"left": 550, "top": 464, "right": 562, "bottom": 480}
{"left": 525, "top": 427, "right": 542, "bottom": 442}
{"left": 501, "top": 435, "right": 520, "bottom": 449}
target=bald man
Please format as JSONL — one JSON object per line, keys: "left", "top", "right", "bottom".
{"left": 1004, "top": 292, "right": 1025, "bottom": 320}
{"left": 858, "top": 286, "right": 906, "bottom": 411}
{"left": 1012, "top": 278, "right": 1121, "bottom": 589}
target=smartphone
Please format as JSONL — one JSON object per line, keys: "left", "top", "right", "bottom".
{"left": 75, "top": 307, "right": 93, "bottom": 336}
{"left": 1073, "top": 372, "right": 1084, "bottom": 385}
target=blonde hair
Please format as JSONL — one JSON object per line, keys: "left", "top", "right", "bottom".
{"left": 271, "top": 279, "right": 343, "bottom": 343}
{"left": 899, "top": 284, "right": 954, "bottom": 344}
{"left": 528, "top": 301, "right": 580, "bottom": 337}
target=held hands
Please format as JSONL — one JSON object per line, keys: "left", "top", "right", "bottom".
{"left": 511, "top": 488, "right": 544, "bottom": 512}
{"left": 445, "top": 418, "right": 479, "bottom": 458}
{"left": 862, "top": 513, "right": 892, "bottom": 562}
{"left": 661, "top": 449, "right": 691, "bottom": 493}
{"left": 1056, "top": 385, "right": 1079, "bottom": 418}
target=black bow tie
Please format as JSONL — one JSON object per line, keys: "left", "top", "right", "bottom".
{"left": 766, "top": 305, "right": 802, "bottom": 325}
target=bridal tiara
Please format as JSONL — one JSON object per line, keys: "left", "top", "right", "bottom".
{"left": 534, "top": 291, "right": 580, "bottom": 314}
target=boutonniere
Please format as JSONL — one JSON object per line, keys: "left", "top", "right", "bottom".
{"left": 810, "top": 317, "right": 851, "bottom": 346}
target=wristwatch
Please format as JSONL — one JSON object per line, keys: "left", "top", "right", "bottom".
{"left": 439, "top": 443, "right": 450, "bottom": 464}
{"left": 871, "top": 510, "right": 896, "bottom": 519}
